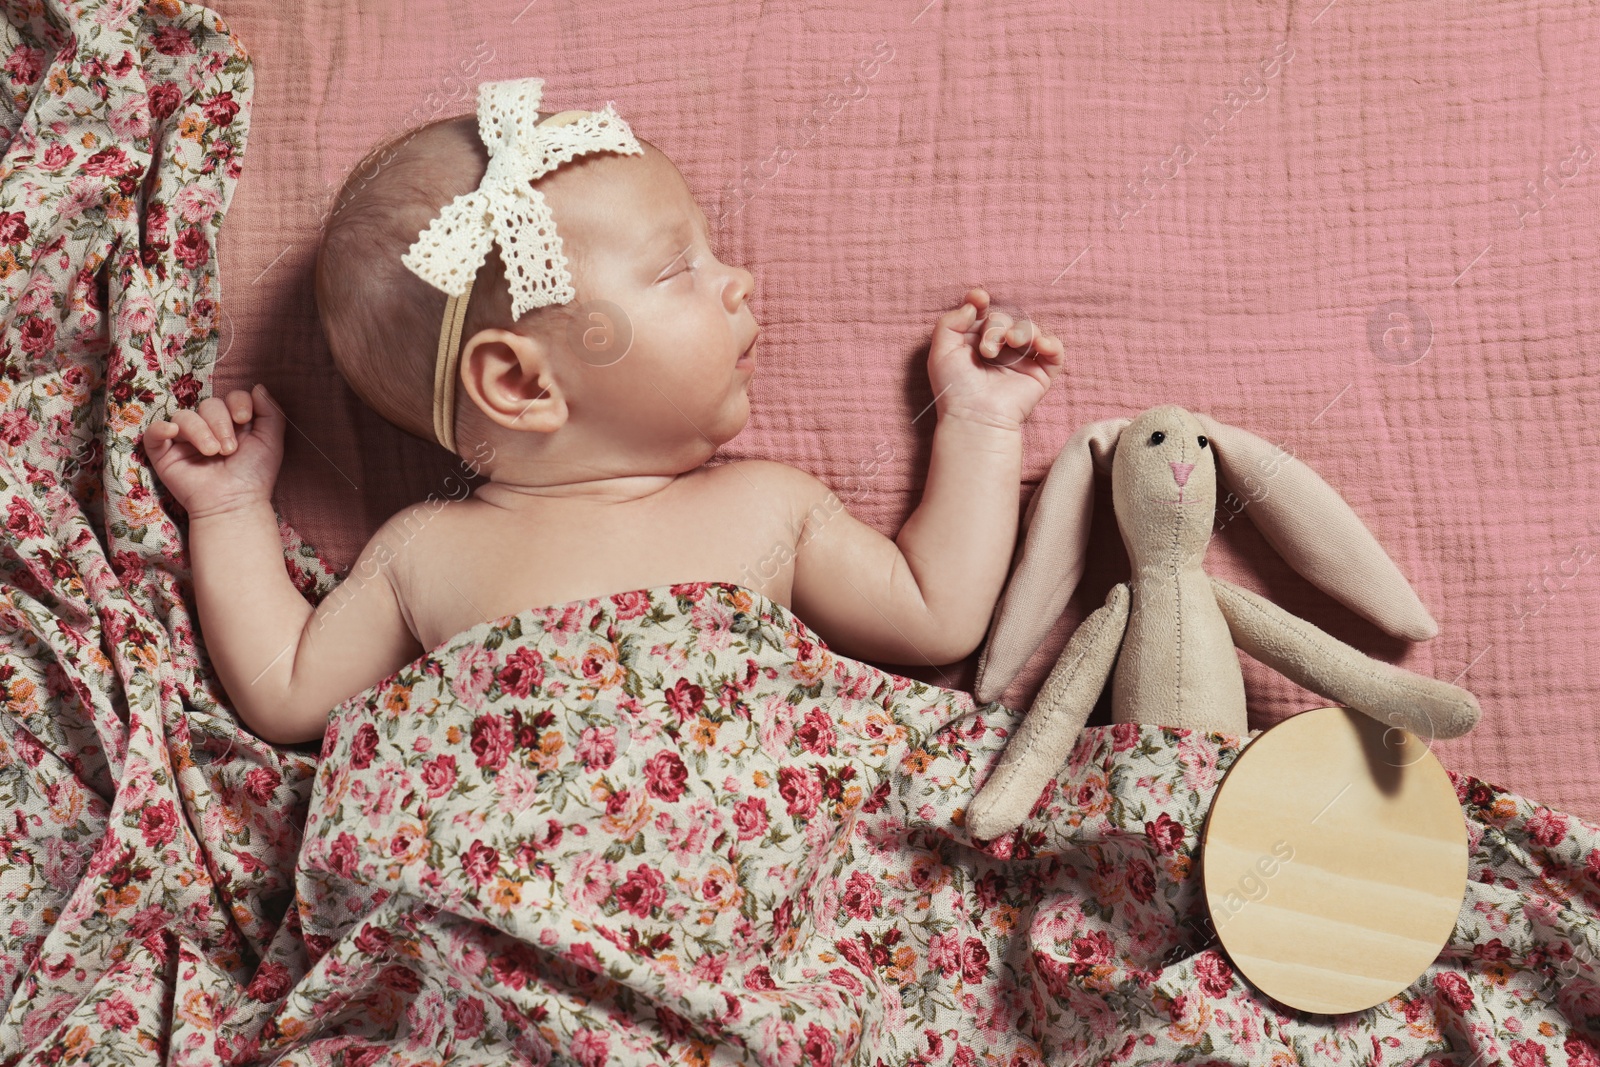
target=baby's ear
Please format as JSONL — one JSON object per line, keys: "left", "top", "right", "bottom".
{"left": 457, "top": 326, "right": 569, "bottom": 437}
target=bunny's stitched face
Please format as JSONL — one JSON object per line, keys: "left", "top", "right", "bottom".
{"left": 1111, "top": 405, "right": 1216, "bottom": 572}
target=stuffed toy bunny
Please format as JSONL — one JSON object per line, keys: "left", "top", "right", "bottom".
{"left": 965, "top": 404, "right": 1482, "bottom": 841}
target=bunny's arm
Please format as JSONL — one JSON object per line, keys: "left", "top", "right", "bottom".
{"left": 1208, "top": 576, "right": 1481, "bottom": 742}
{"left": 967, "top": 582, "right": 1130, "bottom": 841}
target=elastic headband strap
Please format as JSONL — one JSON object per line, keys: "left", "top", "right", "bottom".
{"left": 432, "top": 275, "right": 474, "bottom": 453}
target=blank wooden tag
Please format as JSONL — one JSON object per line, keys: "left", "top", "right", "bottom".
{"left": 1198, "top": 706, "right": 1468, "bottom": 1014}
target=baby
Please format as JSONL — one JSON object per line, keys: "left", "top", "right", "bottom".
{"left": 141, "top": 80, "right": 1065, "bottom": 746}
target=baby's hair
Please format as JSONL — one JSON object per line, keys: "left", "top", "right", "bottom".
{"left": 314, "top": 109, "right": 659, "bottom": 452}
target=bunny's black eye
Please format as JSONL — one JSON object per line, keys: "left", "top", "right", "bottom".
{"left": 1148, "top": 431, "right": 1165, "bottom": 446}
{"left": 1198, "top": 436, "right": 1208, "bottom": 449}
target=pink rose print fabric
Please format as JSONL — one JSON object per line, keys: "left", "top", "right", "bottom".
{"left": 272, "top": 580, "right": 1600, "bottom": 1065}
{"left": 0, "top": 1, "right": 1597, "bottom": 1064}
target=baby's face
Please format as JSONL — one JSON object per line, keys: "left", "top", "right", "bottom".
{"left": 540, "top": 146, "right": 759, "bottom": 461}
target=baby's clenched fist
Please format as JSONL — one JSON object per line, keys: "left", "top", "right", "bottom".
{"left": 142, "top": 384, "right": 286, "bottom": 521}
{"left": 928, "top": 287, "right": 1067, "bottom": 429}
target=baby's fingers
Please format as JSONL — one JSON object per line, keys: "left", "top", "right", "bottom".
{"left": 141, "top": 418, "right": 180, "bottom": 456}
{"left": 1031, "top": 328, "right": 1066, "bottom": 367}
{"left": 196, "top": 396, "right": 240, "bottom": 454}
{"left": 936, "top": 288, "right": 987, "bottom": 336}
{"left": 246, "top": 384, "right": 286, "bottom": 445}
{"left": 979, "top": 311, "right": 1015, "bottom": 358}
{"left": 170, "top": 407, "right": 228, "bottom": 455}
{"left": 1002, "top": 318, "right": 1042, "bottom": 356}
{"left": 224, "top": 388, "right": 256, "bottom": 425}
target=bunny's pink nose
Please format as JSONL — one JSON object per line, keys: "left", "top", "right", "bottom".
{"left": 1170, "top": 462, "right": 1195, "bottom": 487}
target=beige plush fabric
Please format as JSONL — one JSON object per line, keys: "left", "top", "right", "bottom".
{"left": 965, "top": 583, "right": 1131, "bottom": 840}
{"left": 973, "top": 417, "right": 1128, "bottom": 702}
{"left": 1104, "top": 410, "right": 1251, "bottom": 734}
{"left": 966, "top": 406, "right": 1480, "bottom": 841}
{"left": 1211, "top": 577, "right": 1480, "bottom": 743}
{"left": 976, "top": 411, "right": 1439, "bottom": 703}
{"left": 1195, "top": 414, "right": 1439, "bottom": 643}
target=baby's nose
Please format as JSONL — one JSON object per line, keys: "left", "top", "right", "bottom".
{"left": 1170, "top": 461, "right": 1195, "bottom": 487}
{"left": 727, "top": 264, "right": 756, "bottom": 309}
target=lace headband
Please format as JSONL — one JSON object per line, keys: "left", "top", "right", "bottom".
{"left": 400, "top": 77, "right": 643, "bottom": 453}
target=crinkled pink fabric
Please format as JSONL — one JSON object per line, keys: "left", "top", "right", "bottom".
{"left": 0, "top": 1, "right": 1596, "bottom": 1060}
{"left": 210, "top": 0, "right": 1600, "bottom": 821}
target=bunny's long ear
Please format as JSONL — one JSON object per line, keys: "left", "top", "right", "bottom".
{"left": 973, "top": 417, "right": 1129, "bottom": 703}
{"left": 1194, "top": 413, "right": 1439, "bottom": 641}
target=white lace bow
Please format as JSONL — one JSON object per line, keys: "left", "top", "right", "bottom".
{"left": 400, "top": 77, "right": 643, "bottom": 318}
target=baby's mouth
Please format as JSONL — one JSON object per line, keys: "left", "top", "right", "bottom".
{"left": 736, "top": 335, "right": 757, "bottom": 366}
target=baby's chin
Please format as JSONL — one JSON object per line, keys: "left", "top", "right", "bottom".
{"left": 700, "top": 395, "right": 752, "bottom": 455}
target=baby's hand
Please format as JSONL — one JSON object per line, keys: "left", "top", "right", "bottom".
{"left": 141, "top": 384, "right": 285, "bottom": 521}
{"left": 928, "top": 288, "right": 1066, "bottom": 429}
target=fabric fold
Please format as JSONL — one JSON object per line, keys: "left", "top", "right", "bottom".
{"left": 268, "top": 580, "right": 1598, "bottom": 1065}
{"left": 0, "top": 0, "right": 1595, "bottom": 1062}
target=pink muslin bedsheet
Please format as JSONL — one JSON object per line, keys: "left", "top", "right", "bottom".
{"left": 209, "top": 0, "right": 1600, "bottom": 819}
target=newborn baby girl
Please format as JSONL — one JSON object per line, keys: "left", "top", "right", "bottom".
{"left": 141, "top": 78, "right": 1066, "bottom": 745}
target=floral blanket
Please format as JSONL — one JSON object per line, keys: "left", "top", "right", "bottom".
{"left": 278, "top": 581, "right": 1600, "bottom": 1067}
{"left": 0, "top": 0, "right": 1598, "bottom": 1065}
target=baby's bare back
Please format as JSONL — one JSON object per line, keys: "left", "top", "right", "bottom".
{"left": 389, "top": 460, "right": 803, "bottom": 650}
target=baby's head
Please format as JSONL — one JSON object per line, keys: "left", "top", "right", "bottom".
{"left": 315, "top": 106, "right": 758, "bottom": 484}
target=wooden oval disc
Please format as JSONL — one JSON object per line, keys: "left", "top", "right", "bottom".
{"left": 1199, "top": 706, "right": 1468, "bottom": 1014}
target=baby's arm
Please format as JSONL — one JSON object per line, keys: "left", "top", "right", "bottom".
{"left": 144, "top": 387, "right": 422, "bottom": 744}
{"left": 782, "top": 288, "right": 1065, "bottom": 666}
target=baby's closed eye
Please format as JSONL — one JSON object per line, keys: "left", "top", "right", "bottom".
{"left": 656, "top": 246, "right": 697, "bottom": 283}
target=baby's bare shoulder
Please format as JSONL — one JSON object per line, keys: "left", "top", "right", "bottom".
{"left": 346, "top": 498, "right": 474, "bottom": 593}
{"left": 698, "top": 460, "right": 830, "bottom": 536}
{"left": 712, "top": 459, "right": 830, "bottom": 508}
{"left": 372, "top": 497, "right": 463, "bottom": 552}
